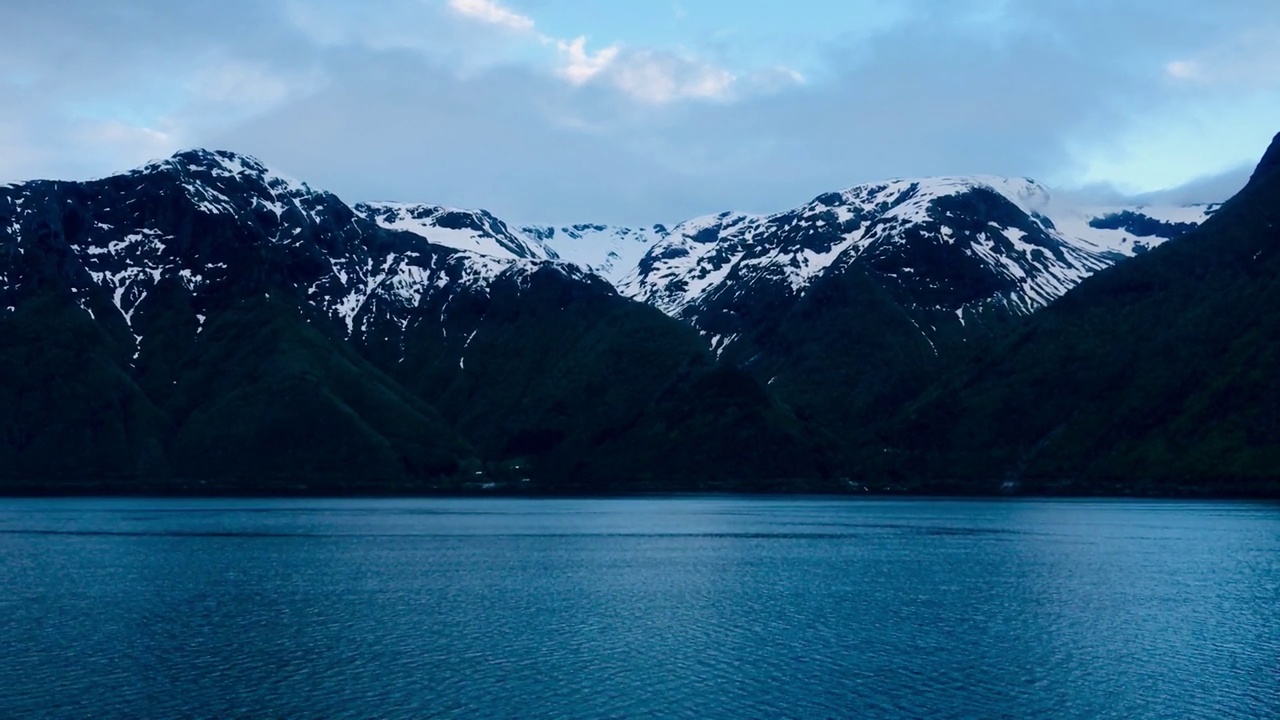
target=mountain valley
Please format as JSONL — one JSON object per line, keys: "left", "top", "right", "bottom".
{"left": 0, "top": 137, "right": 1273, "bottom": 496}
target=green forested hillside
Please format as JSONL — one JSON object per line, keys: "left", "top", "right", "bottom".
{"left": 0, "top": 294, "right": 171, "bottom": 489}
{"left": 362, "top": 266, "right": 835, "bottom": 491}
{"left": 2, "top": 140, "right": 1278, "bottom": 497}
{"left": 862, "top": 133, "right": 1280, "bottom": 495}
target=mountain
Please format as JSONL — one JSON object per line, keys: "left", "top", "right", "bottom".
{"left": 617, "top": 176, "right": 1213, "bottom": 342}
{"left": 2, "top": 141, "right": 1264, "bottom": 497}
{"left": 618, "top": 177, "right": 1213, "bottom": 437}
{"left": 357, "top": 178, "right": 1212, "bottom": 338}
{"left": 355, "top": 201, "right": 668, "bottom": 284}
{"left": 0, "top": 149, "right": 827, "bottom": 493}
{"left": 861, "top": 133, "right": 1280, "bottom": 496}
{"left": 519, "top": 222, "right": 668, "bottom": 284}
{"left": 0, "top": 149, "right": 479, "bottom": 491}
{"left": 358, "top": 177, "right": 1211, "bottom": 440}
{"left": 353, "top": 202, "right": 556, "bottom": 262}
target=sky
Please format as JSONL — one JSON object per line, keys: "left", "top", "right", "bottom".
{"left": 1, "top": 0, "right": 1278, "bottom": 224}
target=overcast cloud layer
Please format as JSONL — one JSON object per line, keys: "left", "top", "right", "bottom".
{"left": 2, "top": 0, "right": 1278, "bottom": 224}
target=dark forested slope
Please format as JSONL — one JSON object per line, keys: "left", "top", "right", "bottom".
{"left": 864, "top": 134, "right": 1280, "bottom": 495}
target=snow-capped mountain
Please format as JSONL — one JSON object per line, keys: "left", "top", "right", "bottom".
{"left": 3, "top": 149, "right": 1212, "bottom": 369}
{"left": 519, "top": 222, "right": 669, "bottom": 284}
{"left": 356, "top": 174, "right": 1212, "bottom": 357}
{"left": 354, "top": 202, "right": 556, "bottom": 262}
{"left": 1, "top": 148, "right": 826, "bottom": 491}
{"left": 618, "top": 176, "right": 1214, "bottom": 329}
{"left": 0, "top": 149, "right": 597, "bottom": 364}
{"left": 0, "top": 143, "right": 1262, "bottom": 495}
{"left": 354, "top": 202, "right": 667, "bottom": 284}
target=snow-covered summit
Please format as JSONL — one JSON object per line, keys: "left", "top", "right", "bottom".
{"left": 353, "top": 201, "right": 668, "bottom": 285}
{"left": 0, "top": 149, "right": 615, "bottom": 366}
{"left": 2, "top": 149, "right": 1218, "bottom": 362}
{"left": 519, "top": 222, "right": 669, "bottom": 284}
{"left": 356, "top": 202, "right": 554, "bottom": 262}
{"left": 617, "top": 174, "right": 1216, "bottom": 322}
{"left": 354, "top": 171, "right": 1213, "bottom": 327}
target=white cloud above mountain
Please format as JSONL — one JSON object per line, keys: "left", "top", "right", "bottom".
{"left": 1164, "top": 25, "right": 1280, "bottom": 90}
{"left": 444, "top": 0, "right": 759, "bottom": 103}
{"left": 0, "top": 0, "right": 1277, "bottom": 224}
{"left": 448, "top": 0, "right": 535, "bottom": 32}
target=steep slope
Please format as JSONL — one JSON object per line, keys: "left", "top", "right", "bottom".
{"left": 520, "top": 222, "right": 668, "bottom": 283}
{"left": 360, "top": 263, "right": 831, "bottom": 491}
{"left": 358, "top": 179, "right": 1211, "bottom": 440}
{"left": 865, "top": 134, "right": 1280, "bottom": 496}
{"left": 1, "top": 145, "right": 1254, "bottom": 496}
{"left": 0, "top": 150, "right": 480, "bottom": 490}
{"left": 164, "top": 296, "right": 471, "bottom": 491}
{"left": 621, "top": 179, "right": 1211, "bottom": 436}
{"left": 0, "top": 293, "right": 171, "bottom": 491}
{"left": 334, "top": 210, "right": 834, "bottom": 489}
{"left": 359, "top": 183, "right": 1212, "bottom": 327}
{"left": 0, "top": 150, "right": 829, "bottom": 492}
{"left": 356, "top": 201, "right": 668, "bottom": 284}
{"left": 620, "top": 177, "right": 1213, "bottom": 340}
{"left": 354, "top": 203, "right": 555, "bottom": 261}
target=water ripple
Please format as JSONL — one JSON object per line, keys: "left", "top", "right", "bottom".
{"left": 1, "top": 497, "right": 1278, "bottom": 719}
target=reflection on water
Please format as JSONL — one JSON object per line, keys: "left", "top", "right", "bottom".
{"left": 1, "top": 498, "right": 1278, "bottom": 719}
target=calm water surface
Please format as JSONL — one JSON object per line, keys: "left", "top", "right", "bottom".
{"left": 1, "top": 497, "right": 1278, "bottom": 719}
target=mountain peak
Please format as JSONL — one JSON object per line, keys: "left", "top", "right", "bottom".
{"left": 1248, "top": 131, "right": 1280, "bottom": 186}
{"left": 171, "top": 148, "right": 267, "bottom": 171}
{"left": 131, "top": 148, "right": 262, "bottom": 175}
{"left": 357, "top": 201, "right": 557, "bottom": 262}
{"left": 128, "top": 149, "right": 312, "bottom": 193}
{"left": 806, "top": 175, "right": 1055, "bottom": 223}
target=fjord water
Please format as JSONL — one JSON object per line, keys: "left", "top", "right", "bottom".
{"left": 1, "top": 499, "right": 1277, "bottom": 719}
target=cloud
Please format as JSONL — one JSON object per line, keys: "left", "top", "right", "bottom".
{"left": 554, "top": 39, "right": 741, "bottom": 103}
{"left": 555, "top": 37, "right": 619, "bottom": 84}
{"left": 442, "top": 0, "right": 748, "bottom": 104}
{"left": 76, "top": 121, "right": 180, "bottom": 168}
{"left": 1134, "top": 165, "right": 1251, "bottom": 205}
{"left": 189, "top": 61, "right": 323, "bottom": 112}
{"left": 212, "top": 53, "right": 691, "bottom": 222}
{"left": 1164, "top": 60, "right": 1200, "bottom": 81}
{"left": 0, "top": 0, "right": 318, "bottom": 181}
{"left": 2, "top": 0, "right": 1277, "bottom": 224}
{"left": 1164, "top": 25, "right": 1280, "bottom": 89}
{"left": 1054, "top": 164, "right": 1252, "bottom": 207}
{"left": 283, "top": 0, "right": 470, "bottom": 57}
{"left": 209, "top": 8, "right": 1183, "bottom": 223}
{"left": 608, "top": 50, "right": 737, "bottom": 103}
{"left": 447, "top": 0, "right": 534, "bottom": 33}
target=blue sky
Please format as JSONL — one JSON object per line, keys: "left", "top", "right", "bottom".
{"left": 1, "top": 0, "right": 1278, "bottom": 223}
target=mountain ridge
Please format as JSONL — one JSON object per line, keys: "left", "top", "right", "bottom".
{"left": 857, "top": 132, "right": 1280, "bottom": 495}
{"left": 0, "top": 147, "right": 834, "bottom": 493}
{"left": 2, "top": 141, "right": 1272, "bottom": 497}
{"left": 353, "top": 171, "right": 1215, "bottom": 344}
